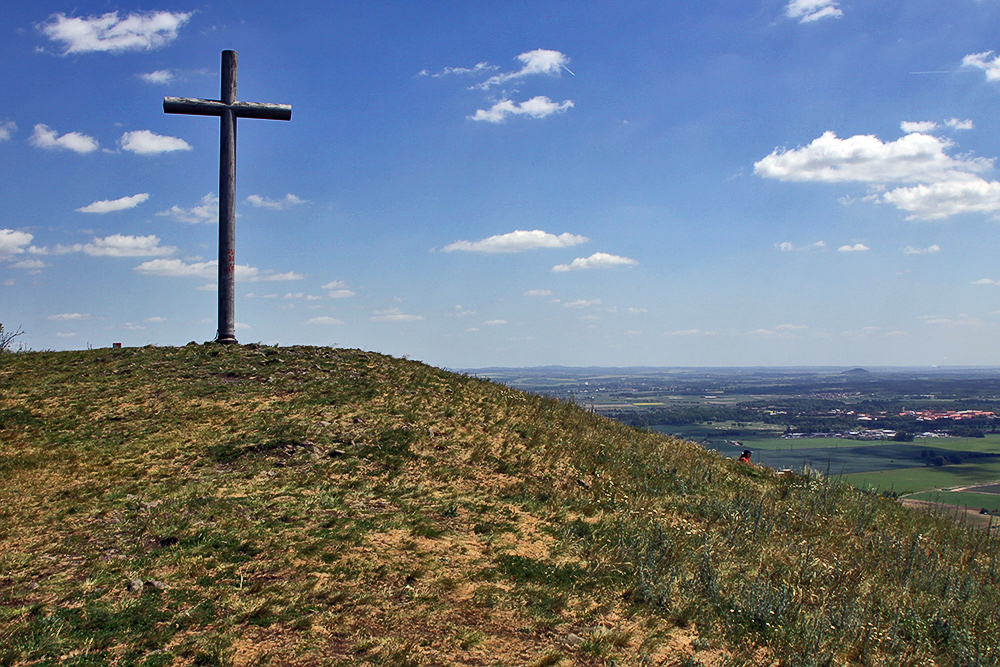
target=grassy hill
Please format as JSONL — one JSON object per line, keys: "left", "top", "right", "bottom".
{"left": 2, "top": 344, "right": 999, "bottom": 666}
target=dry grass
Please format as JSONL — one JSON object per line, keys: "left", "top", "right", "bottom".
{"left": 2, "top": 345, "right": 999, "bottom": 666}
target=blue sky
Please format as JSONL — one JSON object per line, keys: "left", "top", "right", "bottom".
{"left": 5, "top": 1, "right": 1000, "bottom": 368}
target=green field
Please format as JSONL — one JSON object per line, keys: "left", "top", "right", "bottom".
{"left": 843, "top": 458, "right": 1000, "bottom": 494}
{"left": 906, "top": 490, "right": 1000, "bottom": 512}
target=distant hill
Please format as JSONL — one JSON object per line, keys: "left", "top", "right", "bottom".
{"left": 842, "top": 367, "right": 871, "bottom": 376}
{"left": 1, "top": 345, "right": 998, "bottom": 666}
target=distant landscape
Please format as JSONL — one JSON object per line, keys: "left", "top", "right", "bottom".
{"left": 470, "top": 366, "right": 1000, "bottom": 513}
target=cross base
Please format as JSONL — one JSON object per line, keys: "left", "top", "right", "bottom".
{"left": 215, "top": 335, "right": 239, "bottom": 345}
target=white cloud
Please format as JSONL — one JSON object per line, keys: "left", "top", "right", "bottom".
{"left": 524, "top": 289, "right": 553, "bottom": 297}
{"left": 81, "top": 234, "right": 176, "bottom": 257}
{"left": 138, "top": 69, "right": 174, "bottom": 84}
{"left": 55, "top": 332, "right": 76, "bottom": 338}
{"left": 776, "top": 240, "right": 827, "bottom": 252}
{"left": 754, "top": 131, "right": 990, "bottom": 185}
{"left": 157, "top": 193, "right": 218, "bottom": 224}
{"left": 552, "top": 252, "right": 638, "bottom": 272}
{"left": 145, "top": 316, "right": 167, "bottom": 323}
{"left": 444, "top": 229, "right": 588, "bottom": 253}
{"left": 420, "top": 62, "right": 498, "bottom": 78}
{"left": 0, "top": 230, "right": 34, "bottom": 256}
{"left": 666, "top": 329, "right": 702, "bottom": 336}
{"left": 901, "top": 121, "right": 938, "bottom": 134}
{"left": 785, "top": 0, "right": 842, "bottom": 22}
{"left": 308, "top": 316, "right": 344, "bottom": 325}
{"left": 471, "top": 96, "right": 574, "bottom": 123}
{"left": 755, "top": 130, "right": 1000, "bottom": 220}
{"left": 76, "top": 193, "right": 149, "bottom": 213}
{"left": 626, "top": 307, "right": 648, "bottom": 314}
{"left": 121, "top": 130, "right": 191, "bottom": 155}
{"left": 946, "top": 118, "right": 974, "bottom": 131}
{"left": 23, "top": 234, "right": 174, "bottom": 258}
{"left": 370, "top": 308, "right": 425, "bottom": 322}
{"left": 483, "top": 319, "right": 507, "bottom": 326}
{"left": 475, "top": 49, "right": 572, "bottom": 89}
{"left": 564, "top": 299, "right": 602, "bottom": 308}
{"left": 963, "top": 51, "right": 1000, "bottom": 81}
{"left": 29, "top": 124, "right": 99, "bottom": 153}
{"left": 879, "top": 179, "right": 1000, "bottom": 220}
{"left": 749, "top": 324, "right": 807, "bottom": 337}
{"left": 971, "top": 278, "right": 999, "bottom": 285}
{"left": 39, "top": 11, "right": 192, "bottom": 55}
{"left": 9, "top": 259, "right": 46, "bottom": 270}
{"left": 48, "top": 312, "right": 90, "bottom": 321}
{"left": 322, "top": 280, "right": 349, "bottom": 289}
{"left": 903, "top": 244, "right": 941, "bottom": 255}
{"left": 920, "top": 314, "right": 981, "bottom": 327}
{"left": 0, "top": 121, "right": 15, "bottom": 142}
{"left": 838, "top": 243, "right": 870, "bottom": 252}
{"left": 134, "top": 258, "right": 303, "bottom": 281}
{"left": 246, "top": 193, "right": 306, "bottom": 210}
{"left": 327, "top": 289, "right": 356, "bottom": 299}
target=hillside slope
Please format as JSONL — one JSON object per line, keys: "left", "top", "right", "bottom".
{"left": 1, "top": 345, "right": 999, "bottom": 666}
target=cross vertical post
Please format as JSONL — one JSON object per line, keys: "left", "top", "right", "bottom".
{"left": 164, "top": 50, "right": 291, "bottom": 344}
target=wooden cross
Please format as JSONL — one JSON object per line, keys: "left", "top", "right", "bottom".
{"left": 164, "top": 50, "right": 291, "bottom": 344}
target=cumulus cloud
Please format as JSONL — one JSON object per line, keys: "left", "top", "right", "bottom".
{"left": 838, "top": 243, "right": 870, "bottom": 252}
{"left": 963, "top": 51, "right": 1000, "bottom": 81}
{"left": 426, "top": 49, "right": 575, "bottom": 122}
{"left": 785, "top": 0, "right": 842, "bottom": 22}
{"left": 48, "top": 312, "right": 91, "bottom": 321}
{"left": 0, "top": 230, "right": 34, "bottom": 256}
{"left": 525, "top": 289, "right": 553, "bottom": 297}
{"left": 946, "top": 118, "right": 974, "bottom": 131}
{"left": 443, "top": 229, "right": 588, "bottom": 253}
{"left": 475, "top": 49, "right": 572, "bottom": 90}
{"left": 246, "top": 193, "right": 306, "bottom": 210}
{"left": 483, "top": 319, "right": 507, "bottom": 326}
{"left": 10, "top": 259, "right": 46, "bottom": 270}
{"left": 28, "top": 234, "right": 174, "bottom": 257}
{"left": 901, "top": 121, "right": 938, "bottom": 134}
{"left": 308, "top": 316, "right": 344, "bottom": 325}
{"left": 755, "top": 131, "right": 990, "bottom": 184}
{"left": 39, "top": 11, "right": 192, "bottom": 55}
{"left": 755, "top": 130, "right": 1000, "bottom": 220}
{"left": 471, "top": 96, "right": 574, "bottom": 123}
{"left": 157, "top": 193, "right": 218, "bottom": 224}
{"left": 0, "top": 121, "right": 15, "bottom": 142}
{"left": 121, "top": 130, "right": 191, "bottom": 155}
{"left": 564, "top": 299, "right": 602, "bottom": 308}
{"left": 552, "top": 252, "right": 638, "bottom": 272}
{"left": 80, "top": 234, "right": 175, "bottom": 257}
{"left": 904, "top": 244, "right": 941, "bottom": 255}
{"left": 134, "top": 258, "right": 303, "bottom": 281}
{"left": 878, "top": 180, "right": 1000, "bottom": 220}
{"left": 29, "top": 124, "right": 98, "bottom": 153}
{"left": 76, "top": 193, "right": 149, "bottom": 213}
{"left": 370, "top": 308, "right": 425, "bottom": 322}
{"left": 138, "top": 69, "right": 174, "bottom": 84}
{"left": 972, "top": 278, "right": 999, "bottom": 285}
{"left": 776, "top": 240, "right": 827, "bottom": 252}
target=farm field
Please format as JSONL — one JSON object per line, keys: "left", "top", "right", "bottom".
{"left": 843, "top": 458, "right": 1000, "bottom": 494}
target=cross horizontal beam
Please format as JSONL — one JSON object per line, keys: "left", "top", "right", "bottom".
{"left": 163, "top": 96, "right": 292, "bottom": 120}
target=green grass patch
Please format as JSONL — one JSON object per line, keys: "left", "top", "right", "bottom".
{"left": 844, "top": 457, "right": 1000, "bottom": 494}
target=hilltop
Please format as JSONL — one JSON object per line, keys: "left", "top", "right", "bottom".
{"left": 1, "top": 345, "right": 999, "bottom": 666}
